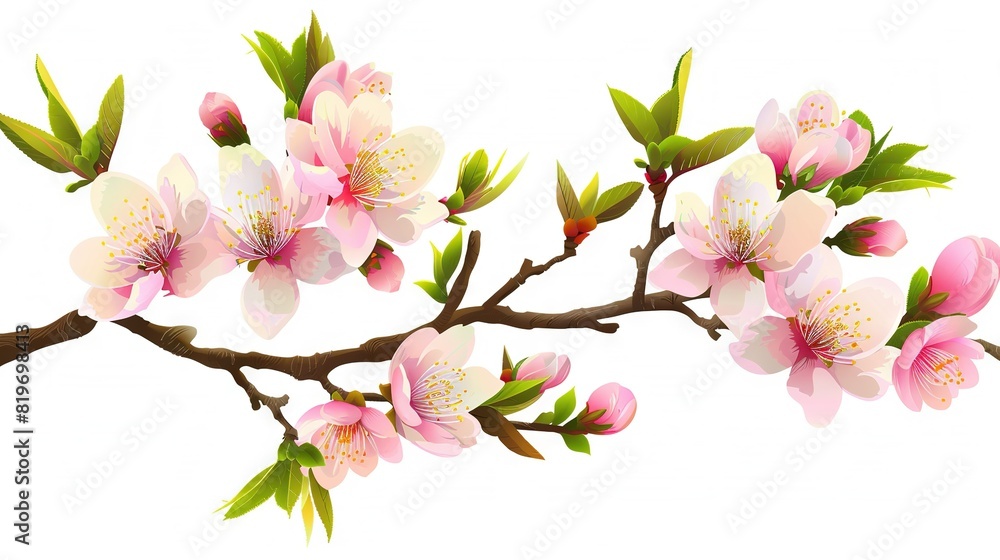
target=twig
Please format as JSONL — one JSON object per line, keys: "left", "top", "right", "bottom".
{"left": 484, "top": 240, "right": 578, "bottom": 308}
{"left": 977, "top": 339, "right": 1000, "bottom": 362}
{"left": 431, "top": 230, "right": 481, "bottom": 330}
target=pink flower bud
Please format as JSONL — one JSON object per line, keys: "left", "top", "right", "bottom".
{"left": 199, "top": 93, "right": 249, "bottom": 147}
{"left": 364, "top": 244, "right": 404, "bottom": 293}
{"left": 580, "top": 383, "right": 636, "bottom": 434}
{"left": 930, "top": 236, "right": 1000, "bottom": 316}
{"left": 845, "top": 218, "right": 907, "bottom": 256}
{"left": 512, "top": 353, "right": 570, "bottom": 393}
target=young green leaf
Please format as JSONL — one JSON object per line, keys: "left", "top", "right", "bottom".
{"left": 95, "top": 75, "right": 125, "bottom": 173}
{"left": 482, "top": 378, "right": 547, "bottom": 412}
{"left": 552, "top": 387, "right": 577, "bottom": 425}
{"left": 244, "top": 35, "right": 284, "bottom": 93}
{"left": 289, "top": 31, "right": 307, "bottom": 104}
{"left": 466, "top": 154, "right": 528, "bottom": 211}
{"left": 431, "top": 243, "right": 446, "bottom": 288}
{"left": 836, "top": 186, "right": 866, "bottom": 207}
{"left": 579, "top": 173, "right": 599, "bottom": 216}
{"left": 561, "top": 433, "right": 591, "bottom": 455}
{"left": 0, "top": 113, "right": 79, "bottom": 174}
{"left": 651, "top": 88, "right": 680, "bottom": 139}
{"left": 502, "top": 346, "right": 513, "bottom": 372}
{"left": 296, "top": 443, "right": 325, "bottom": 468}
{"left": 593, "top": 181, "right": 643, "bottom": 223}
{"left": 556, "top": 162, "right": 583, "bottom": 220}
{"left": 867, "top": 179, "right": 951, "bottom": 193}
{"left": 671, "top": 49, "right": 692, "bottom": 129}
{"left": 907, "top": 267, "right": 930, "bottom": 310}
{"left": 441, "top": 230, "right": 464, "bottom": 285}
{"left": 871, "top": 143, "right": 926, "bottom": 167}
{"left": 300, "top": 475, "right": 314, "bottom": 544}
{"left": 460, "top": 149, "right": 489, "bottom": 196}
{"left": 254, "top": 31, "right": 299, "bottom": 100}
{"left": 221, "top": 463, "right": 281, "bottom": 520}
{"left": 36, "top": 57, "right": 81, "bottom": 147}
{"left": 309, "top": 470, "right": 335, "bottom": 542}
{"left": 274, "top": 460, "right": 302, "bottom": 516}
{"left": 670, "top": 127, "right": 754, "bottom": 176}
{"left": 65, "top": 178, "right": 94, "bottom": 193}
{"left": 886, "top": 321, "right": 932, "bottom": 349}
{"left": 658, "top": 135, "right": 692, "bottom": 163}
{"left": 534, "top": 411, "right": 556, "bottom": 424}
{"left": 306, "top": 12, "right": 336, "bottom": 85}
{"left": 80, "top": 125, "right": 101, "bottom": 165}
{"left": 608, "top": 87, "right": 659, "bottom": 145}
{"left": 415, "top": 280, "right": 447, "bottom": 304}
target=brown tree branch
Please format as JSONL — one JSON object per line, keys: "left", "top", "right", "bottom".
{"left": 431, "top": 230, "right": 481, "bottom": 330}
{"left": 631, "top": 175, "right": 677, "bottom": 310}
{"left": 509, "top": 421, "right": 584, "bottom": 434}
{"left": 977, "top": 339, "right": 1000, "bottom": 362}
{"left": 484, "top": 239, "right": 578, "bottom": 308}
{"left": 227, "top": 367, "right": 297, "bottom": 440}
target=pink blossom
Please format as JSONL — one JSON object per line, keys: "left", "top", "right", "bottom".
{"left": 214, "top": 145, "right": 352, "bottom": 339}
{"left": 199, "top": 92, "right": 242, "bottom": 130}
{"left": 579, "top": 383, "right": 636, "bottom": 434}
{"left": 286, "top": 91, "right": 448, "bottom": 267}
{"left": 70, "top": 155, "right": 236, "bottom": 320}
{"left": 363, "top": 243, "right": 404, "bottom": 293}
{"left": 892, "top": 316, "right": 984, "bottom": 411}
{"left": 731, "top": 245, "right": 904, "bottom": 426}
{"left": 295, "top": 399, "right": 402, "bottom": 489}
{"left": 388, "top": 326, "right": 504, "bottom": 457}
{"left": 298, "top": 61, "right": 392, "bottom": 124}
{"left": 852, "top": 219, "right": 907, "bottom": 257}
{"left": 755, "top": 91, "right": 871, "bottom": 188}
{"left": 929, "top": 236, "right": 1000, "bottom": 316}
{"left": 650, "top": 154, "right": 835, "bottom": 335}
{"left": 511, "top": 352, "right": 570, "bottom": 393}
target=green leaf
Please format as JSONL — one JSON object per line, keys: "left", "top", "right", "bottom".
{"left": 221, "top": 463, "right": 281, "bottom": 519}
{"left": 306, "top": 12, "right": 336, "bottom": 86}
{"left": 867, "top": 179, "right": 951, "bottom": 193}
{"left": 254, "top": 31, "right": 299, "bottom": 100}
{"left": 80, "top": 125, "right": 100, "bottom": 165}
{"left": 671, "top": 127, "right": 754, "bottom": 176}
{"left": 470, "top": 407, "right": 544, "bottom": 460}
{"left": 245, "top": 35, "right": 284, "bottom": 93}
{"left": 431, "top": 243, "right": 445, "bottom": 287}
{"left": 460, "top": 149, "right": 489, "bottom": 196}
{"left": 95, "top": 75, "right": 124, "bottom": 173}
{"left": 552, "top": 388, "right": 576, "bottom": 425}
{"left": 555, "top": 162, "right": 583, "bottom": 221}
{"left": 579, "top": 173, "right": 599, "bottom": 216}
{"left": 415, "top": 280, "right": 447, "bottom": 304}
{"left": 309, "top": 470, "right": 335, "bottom": 542}
{"left": 746, "top": 261, "right": 766, "bottom": 282}
{"left": 300, "top": 476, "right": 314, "bottom": 544}
{"left": 836, "top": 186, "right": 866, "bottom": 207}
{"left": 593, "top": 181, "right": 643, "bottom": 223}
{"left": 466, "top": 154, "right": 527, "bottom": 211}
{"left": 284, "top": 99, "right": 299, "bottom": 120}
{"left": 274, "top": 460, "right": 302, "bottom": 516}
{"left": 482, "top": 378, "right": 547, "bottom": 415}
{"left": 651, "top": 89, "right": 680, "bottom": 139}
{"left": 0, "top": 112, "right": 79, "bottom": 174}
{"left": 645, "top": 142, "right": 663, "bottom": 169}
{"left": 441, "top": 230, "right": 463, "bottom": 285}
{"left": 561, "top": 434, "right": 591, "bottom": 455}
{"left": 886, "top": 321, "right": 931, "bottom": 349}
{"left": 608, "top": 87, "right": 659, "bottom": 145}
{"left": 36, "top": 57, "right": 81, "bottom": 147}
{"left": 502, "top": 347, "right": 514, "bottom": 371}
{"left": 872, "top": 143, "right": 926, "bottom": 167}
{"left": 445, "top": 189, "right": 465, "bottom": 211}
{"left": 289, "top": 31, "right": 308, "bottom": 104}
{"left": 277, "top": 440, "right": 295, "bottom": 461}
{"left": 658, "top": 135, "right": 692, "bottom": 163}
{"left": 859, "top": 164, "right": 954, "bottom": 187}
{"left": 907, "top": 267, "right": 930, "bottom": 310}
{"left": 296, "top": 443, "right": 325, "bottom": 468}
{"left": 534, "top": 411, "right": 556, "bottom": 424}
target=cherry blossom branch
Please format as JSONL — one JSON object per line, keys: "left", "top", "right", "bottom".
{"left": 631, "top": 177, "right": 676, "bottom": 310}
{"left": 483, "top": 240, "right": 578, "bottom": 307}
{"left": 430, "top": 230, "right": 482, "bottom": 330}
{"left": 509, "top": 420, "right": 583, "bottom": 434}
{"left": 227, "top": 366, "right": 297, "bottom": 440}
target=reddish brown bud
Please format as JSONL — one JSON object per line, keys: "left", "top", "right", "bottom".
{"left": 563, "top": 218, "right": 579, "bottom": 238}
{"left": 577, "top": 215, "right": 597, "bottom": 233}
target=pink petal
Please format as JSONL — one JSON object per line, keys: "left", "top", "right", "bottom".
{"left": 157, "top": 154, "right": 208, "bottom": 240}
{"left": 278, "top": 227, "right": 351, "bottom": 285}
{"left": 787, "top": 358, "right": 842, "bottom": 427}
{"left": 922, "top": 315, "right": 978, "bottom": 346}
{"left": 90, "top": 172, "right": 171, "bottom": 234}
{"left": 755, "top": 99, "right": 796, "bottom": 175}
{"left": 416, "top": 325, "right": 475, "bottom": 376}
{"left": 362, "top": 408, "right": 403, "bottom": 463}
{"left": 218, "top": 145, "right": 282, "bottom": 213}
{"left": 299, "top": 60, "right": 350, "bottom": 123}
{"left": 164, "top": 233, "right": 237, "bottom": 297}
{"left": 649, "top": 249, "right": 714, "bottom": 297}
{"left": 397, "top": 421, "right": 462, "bottom": 457}
{"left": 391, "top": 363, "right": 421, "bottom": 427}
{"left": 792, "top": 91, "right": 840, "bottom": 134}
{"left": 672, "top": 193, "right": 717, "bottom": 260}
{"left": 344, "top": 93, "right": 393, "bottom": 158}
{"left": 892, "top": 359, "right": 924, "bottom": 412}
{"left": 319, "top": 400, "right": 363, "bottom": 425}
{"left": 70, "top": 237, "right": 138, "bottom": 288}
{"left": 730, "top": 316, "right": 798, "bottom": 375}
{"left": 825, "top": 278, "right": 904, "bottom": 358}
{"left": 829, "top": 347, "right": 896, "bottom": 400}
{"left": 764, "top": 245, "right": 842, "bottom": 318}
{"left": 760, "top": 190, "right": 835, "bottom": 272}
{"left": 369, "top": 194, "right": 448, "bottom": 245}
{"left": 389, "top": 328, "right": 439, "bottom": 389}
{"left": 326, "top": 199, "right": 379, "bottom": 268}
{"left": 710, "top": 264, "right": 765, "bottom": 336}
{"left": 241, "top": 261, "right": 300, "bottom": 339}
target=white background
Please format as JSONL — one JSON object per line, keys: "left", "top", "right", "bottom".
{"left": 1, "top": 0, "right": 997, "bottom": 558}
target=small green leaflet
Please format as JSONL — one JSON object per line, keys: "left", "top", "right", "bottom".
{"left": 274, "top": 460, "right": 302, "bottom": 516}
{"left": 36, "top": 56, "right": 81, "bottom": 147}
{"left": 220, "top": 463, "right": 282, "bottom": 520}
{"left": 552, "top": 388, "right": 576, "bottom": 425}
{"left": 907, "top": 267, "right": 930, "bottom": 310}
{"left": 556, "top": 162, "right": 584, "bottom": 220}
{"left": 608, "top": 87, "right": 659, "bottom": 146}
{"left": 417, "top": 230, "right": 464, "bottom": 304}
{"left": 671, "top": 127, "right": 754, "bottom": 177}
{"left": 561, "top": 434, "right": 591, "bottom": 455}
{"left": 887, "top": 321, "right": 931, "bottom": 349}
{"left": 309, "top": 470, "right": 335, "bottom": 542}
{"left": 593, "top": 182, "right": 643, "bottom": 223}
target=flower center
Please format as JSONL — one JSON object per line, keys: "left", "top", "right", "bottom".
{"left": 317, "top": 422, "right": 369, "bottom": 466}
{"left": 707, "top": 194, "right": 774, "bottom": 264}
{"left": 410, "top": 363, "right": 470, "bottom": 424}
{"left": 104, "top": 196, "right": 177, "bottom": 274}
{"left": 915, "top": 347, "right": 965, "bottom": 395}
{"left": 793, "top": 290, "right": 873, "bottom": 366}
{"left": 224, "top": 185, "right": 299, "bottom": 259}
{"left": 346, "top": 134, "right": 423, "bottom": 206}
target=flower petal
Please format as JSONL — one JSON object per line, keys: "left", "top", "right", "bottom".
{"left": 829, "top": 347, "right": 896, "bottom": 400}
{"left": 452, "top": 366, "right": 504, "bottom": 409}
{"left": 825, "top": 277, "right": 904, "bottom": 358}
{"left": 164, "top": 232, "right": 237, "bottom": 297}
{"left": 157, "top": 154, "right": 208, "bottom": 240}
{"left": 787, "top": 358, "right": 842, "bottom": 427}
{"left": 710, "top": 264, "right": 766, "bottom": 336}
{"left": 326, "top": 200, "right": 379, "bottom": 268}
{"left": 369, "top": 194, "right": 448, "bottom": 246}
{"left": 70, "top": 237, "right": 138, "bottom": 288}
{"left": 90, "top": 172, "right": 170, "bottom": 233}
{"left": 649, "top": 250, "right": 714, "bottom": 297}
{"left": 673, "top": 192, "right": 717, "bottom": 260}
{"left": 241, "top": 261, "right": 299, "bottom": 339}
{"left": 765, "top": 245, "right": 842, "bottom": 318}
{"left": 416, "top": 325, "right": 475, "bottom": 377}
{"left": 755, "top": 99, "right": 796, "bottom": 175}
{"left": 760, "top": 190, "right": 835, "bottom": 271}
{"left": 219, "top": 145, "right": 282, "bottom": 214}
{"left": 371, "top": 127, "right": 445, "bottom": 202}
{"left": 730, "top": 316, "right": 798, "bottom": 375}
{"left": 319, "top": 400, "right": 363, "bottom": 425}
{"left": 278, "top": 227, "right": 352, "bottom": 285}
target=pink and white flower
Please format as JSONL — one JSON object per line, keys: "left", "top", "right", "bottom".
{"left": 388, "top": 326, "right": 504, "bottom": 457}
{"left": 731, "top": 245, "right": 904, "bottom": 426}
{"left": 892, "top": 316, "right": 984, "bottom": 411}
{"left": 650, "top": 154, "right": 835, "bottom": 335}
{"left": 362, "top": 243, "right": 404, "bottom": 293}
{"left": 755, "top": 91, "right": 871, "bottom": 188}
{"left": 70, "top": 155, "right": 235, "bottom": 320}
{"left": 298, "top": 60, "right": 392, "bottom": 124}
{"left": 509, "top": 352, "right": 570, "bottom": 393}
{"left": 286, "top": 91, "right": 448, "bottom": 267}
{"left": 295, "top": 399, "right": 402, "bottom": 489}
{"left": 928, "top": 236, "right": 1000, "bottom": 317}
{"left": 215, "top": 145, "right": 352, "bottom": 339}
